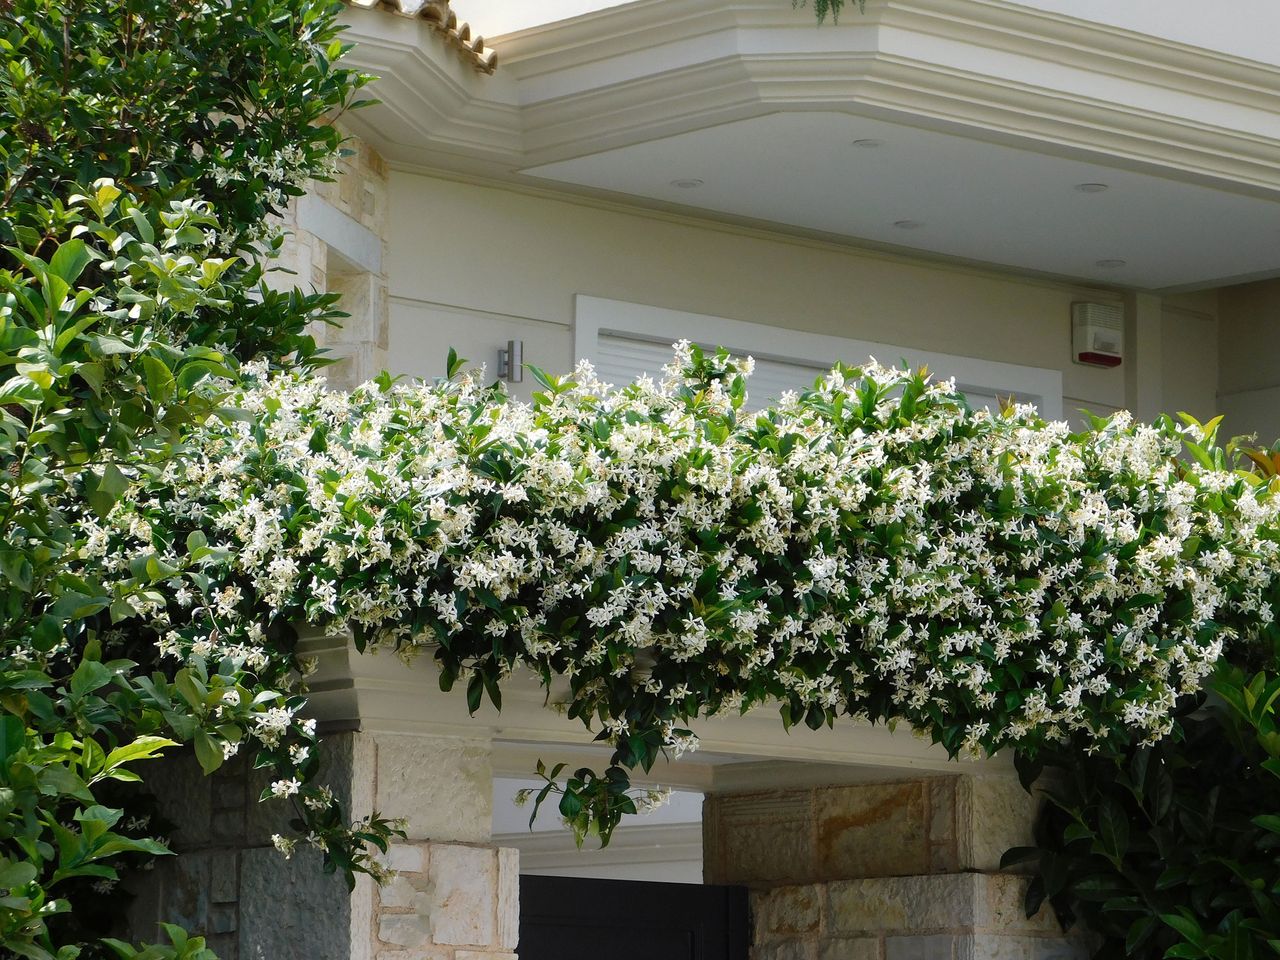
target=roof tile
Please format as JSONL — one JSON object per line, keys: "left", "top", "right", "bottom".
{"left": 349, "top": 0, "right": 497, "bottom": 73}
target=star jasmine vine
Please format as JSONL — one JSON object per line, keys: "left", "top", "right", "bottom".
{"left": 91, "top": 343, "right": 1280, "bottom": 842}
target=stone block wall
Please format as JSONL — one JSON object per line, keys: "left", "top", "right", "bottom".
{"left": 271, "top": 134, "right": 391, "bottom": 390}
{"left": 376, "top": 842, "right": 519, "bottom": 960}
{"left": 704, "top": 775, "right": 1038, "bottom": 887}
{"left": 126, "top": 731, "right": 517, "bottom": 960}
{"left": 751, "top": 873, "right": 1087, "bottom": 960}
{"left": 703, "top": 774, "right": 1092, "bottom": 960}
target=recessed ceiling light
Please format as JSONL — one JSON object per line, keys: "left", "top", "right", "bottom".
{"left": 893, "top": 219, "right": 925, "bottom": 230}
{"left": 670, "top": 178, "right": 704, "bottom": 189}
{"left": 1075, "top": 183, "right": 1110, "bottom": 193}
{"left": 1096, "top": 258, "right": 1127, "bottom": 268}
{"left": 852, "top": 138, "right": 885, "bottom": 148}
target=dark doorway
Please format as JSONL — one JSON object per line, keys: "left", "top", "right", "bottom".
{"left": 519, "top": 875, "right": 750, "bottom": 960}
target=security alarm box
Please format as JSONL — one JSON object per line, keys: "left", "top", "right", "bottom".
{"left": 1072, "top": 302, "right": 1123, "bottom": 367}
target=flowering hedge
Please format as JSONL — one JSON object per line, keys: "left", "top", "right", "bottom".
{"left": 94, "top": 344, "right": 1280, "bottom": 841}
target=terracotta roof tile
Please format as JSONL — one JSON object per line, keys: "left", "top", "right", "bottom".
{"left": 349, "top": 0, "right": 497, "bottom": 73}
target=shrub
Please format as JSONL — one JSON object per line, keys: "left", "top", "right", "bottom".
{"left": 0, "top": 2, "right": 399, "bottom": 956}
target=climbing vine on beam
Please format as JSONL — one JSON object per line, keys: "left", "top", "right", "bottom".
{"left": 93, "top": 346, "right": 1280, "bottom": 843}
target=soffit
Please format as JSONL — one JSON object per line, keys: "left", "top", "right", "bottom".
{"left": 338, "top": 0, "right": 1280, "bottom": 290}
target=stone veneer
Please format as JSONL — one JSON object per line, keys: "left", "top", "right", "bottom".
{"left": 271, "top": 134, "right": 391, "bottom": 391}
{"left": 127, "top": 731, "right": 518, "bottom": 960}
{"left": 704, "top": 775, "right": 1092, "bottom": 960}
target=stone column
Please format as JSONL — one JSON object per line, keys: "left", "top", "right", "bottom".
{"left": 126, "top": 630, "right": 521, "bottom": 960}
{"left": 703, "top": 775, "right": 1090, "bottom": 960}
{"left": 269, "top": 132, "right": 391, "bottom": 392}
{"left": 362, "top": 732, "right": 520, "bottom": 960}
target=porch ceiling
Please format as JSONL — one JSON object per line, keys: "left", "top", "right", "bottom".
{"left": 340, "top": 0, "right": 1280, "bottom": 291}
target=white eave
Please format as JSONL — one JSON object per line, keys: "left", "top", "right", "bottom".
{"left": 339, "top": 0, "right": 1280, "bottom": 290}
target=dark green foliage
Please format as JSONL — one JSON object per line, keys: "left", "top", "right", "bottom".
{"left": 2, "top": 0, "right": 359, "bottom": 264}
{"left": 0, "top": 2, "right": 397, "bottom": 958}
{"left": 793, "top": 0, "right": 866, "bottom": 23}
{"left": 1018, "top": 520, "right": 1280, "bottom": 959}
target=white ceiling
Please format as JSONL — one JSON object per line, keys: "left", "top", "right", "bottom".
{"left": 525, "top": 112, "right": 1280, "bottom": 290}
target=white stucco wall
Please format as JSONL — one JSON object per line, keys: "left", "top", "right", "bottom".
{"left": 383, "top": 170, "right": 1219, "bottom": 428}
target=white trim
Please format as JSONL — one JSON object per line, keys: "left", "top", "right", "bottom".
{"left": 297, "top": 196, "right": 383, "bottom": 274}
{"left": 574, "top": 295, "right": 1064, "bottom": 418}
{"left": 298, "top": 629, "right": 1013, "bottom": 778}
{"left": 340, "top": 0, "right": 1280, "bottom": 195}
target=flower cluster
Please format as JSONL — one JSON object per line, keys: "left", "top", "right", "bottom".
{"left": 98, "top": 344, "right": 1280, "bottom": 838}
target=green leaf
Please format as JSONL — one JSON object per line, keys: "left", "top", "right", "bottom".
{"left": 0, "top": 375, "right": 43, "bottom": 406}
{"left": 128, "top": 206, "right": 155, "bottom": 244}
{"left": 103, "top": 736, "right": 178, "bottom": 772}
{"left": 999, "top": 846, "right": 1040, "bottom": 869}
{"left": 0, "top": 715, "right": 25, "bottom": 763}
{"left": 49, "top": 239, "right": 92, "bottom": 284}
{"left": 87, "top": 463, "right": 130, "bottom": 517}
{"left": 1163, "top": 910, "right": 1206, "bottom": 947}
{"left": 69, "top": 659, "right": 113, "bottom": 698}
{"left": 1098, "top": 795, "right": 1130, "bottom": 862}
{"left": 0, "top": 551, "right": 34, "bottom": 592}
{"left": 1126, "top": 914, "right": 1158, "bottom": 956}
{"left": 173, "top": 669, "right": 204, "bottom": 709}
{"left": 142, "top": 355, "right": 175, "bottom": 404}
{"left": 0, "top": 860, "right": 37, "bottom": 889}
{"left": 1245, "top": 819, "right": 1280, "bottom": 846}
{"left": 466, "top": 672, "right": 483, "bottom": 715}
{"left": 193, "top": 731, "right": 223, "bottom": 775}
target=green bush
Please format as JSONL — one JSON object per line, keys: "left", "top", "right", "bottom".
{"left": 0, "top": 2, "right": 400, "bottom": 957}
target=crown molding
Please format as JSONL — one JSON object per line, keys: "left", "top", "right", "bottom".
{"left": 339, "top": 0, "right": 1280, "bottom": 197}
{"left": 494, "top": 0, "right": 1280, "bottom": 112}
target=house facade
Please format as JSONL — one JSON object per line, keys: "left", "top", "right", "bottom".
{"left": 129, "top": 2, "right": 1280, "bottom": 958}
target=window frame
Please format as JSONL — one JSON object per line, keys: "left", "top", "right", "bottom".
{"left": 573, "top": 295, "right": 1064, "bottom": 418}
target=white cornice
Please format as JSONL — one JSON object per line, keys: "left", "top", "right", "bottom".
{"left": 339, "top": 0, "right": 1280, "bottom": 196}
{"left": 885, "top": 0, "right": 1280, "bottom": 109}
{"left": 495, "top": 0, "right": 1280, "bottom": 110}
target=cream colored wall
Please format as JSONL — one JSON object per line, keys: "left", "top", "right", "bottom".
{"left": 1162, "top": 293, "right": 1220, "bottom": 425}
{"left": 1219, "top": 279, "right": 1280, "bottom": 442}
{"left": 384, "top": 169, "right": 1217, "bottom": 424}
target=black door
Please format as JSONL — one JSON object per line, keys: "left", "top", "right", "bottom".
{"left": 519, "top": 875, "right": 750, "bottom": 960}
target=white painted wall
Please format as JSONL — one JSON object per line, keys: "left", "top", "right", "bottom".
{"left": 1161, "top": 304, "right": 1219, "bottom": 424}
{"left": 384, "top": 170, "right": 1217, "bottom": 428}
